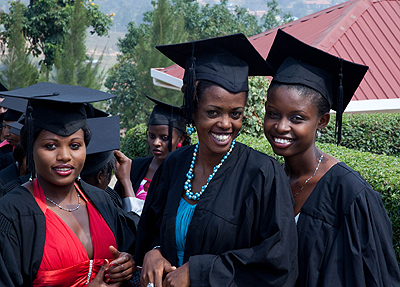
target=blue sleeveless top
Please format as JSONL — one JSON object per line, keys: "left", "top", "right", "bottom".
{"left": 175, "top": 197, "right": 197, "bottom": 266}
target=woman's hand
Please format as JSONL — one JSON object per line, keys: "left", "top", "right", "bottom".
{"left": 114, "top": 150, "right": 135, "bottom": 198}
{"left": 87, "top": 259, "right": 123, "bottom": 287}
{"left": 162, "top": 262, "right": 190, "bottom": 287}
{"left": 140, "top": 248, "right": 176, "bottom": 287}
{"left": 105, "top": 246, "right": 136, "bottom": 284}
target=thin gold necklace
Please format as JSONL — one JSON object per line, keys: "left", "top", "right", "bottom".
{"left": 293, "top": 152, "right": 324, "bottom": 198}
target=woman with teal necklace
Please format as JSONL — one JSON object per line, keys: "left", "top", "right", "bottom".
{"left": 135, "top": 34, "right": 298, "bottom": 287}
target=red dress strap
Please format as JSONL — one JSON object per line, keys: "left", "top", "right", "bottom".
{"left": 32, "top": 179, "right": 117, "bottom": 286}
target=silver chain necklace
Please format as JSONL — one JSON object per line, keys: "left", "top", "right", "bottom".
{"left": 45, "top": 192, "right": 81, "bottom": 212}
{"left": 293, "top": 152, "right": 324, "bottom": 197}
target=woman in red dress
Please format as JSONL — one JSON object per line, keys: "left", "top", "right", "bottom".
{"left": 0, "top": 83, "right": 137, "bottom": 286}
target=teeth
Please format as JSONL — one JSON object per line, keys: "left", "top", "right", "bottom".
{"left": 212, "top": 133, "right": 230, "bottom": 142}
{"left": 55, "top": 168, "right": 71, "bottom": 171}
{"left": 274, "top": 137, "right": 292, "bottom": 144}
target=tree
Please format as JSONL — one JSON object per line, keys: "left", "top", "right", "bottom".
{"left": 0, "top": 1, "right": 38, "bottom": 90}
{"left": 0, "top": 0, "right": 113, "bottom": 78}
{"left": 52, "top": 0, "right": 106, "bottom": 89}
{"left": 106, "top": 0, "right": 187, "bottom": 129}
{"left": 261, "top": 0, "right": 294, "bottom": 31}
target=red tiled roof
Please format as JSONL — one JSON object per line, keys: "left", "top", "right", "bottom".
{"left": 153, "top": 0, "right": 400, "bottom": 106}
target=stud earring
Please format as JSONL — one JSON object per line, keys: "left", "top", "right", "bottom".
{"left": 77, "top": 174, "right": 81, "bottom": 181}
{"left": 317, "top": 129, "right": 321, "bottom": 137}
{"left": 176, "top": 143, "right": 183, "bottom": 148}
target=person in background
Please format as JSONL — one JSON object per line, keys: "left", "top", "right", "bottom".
{"left": 81, "top": 115, "right": 124, "bottom": 209}
{"left": 263, "top": 29, "right": 400, "bottom": 286}
{"left": 0, "top": 83, "right": 137, "bottom": 286}
{"left": 136, "top": 34, "right": 298, "bottom": 287}
{"left": 114, "top": 96, "right": 190, "bottom": 216}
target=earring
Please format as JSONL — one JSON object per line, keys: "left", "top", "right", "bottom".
{"left": 77, "top": 174, "right": 81, "bottom": 181}
{"left": 317, "top": 129, "right": 321, "bottom": 137}
{"left": 176, "top": 143, "right": 183, "bottom": 148}
{"left": 188, "top": 124, "right": 195, "bottom": 135}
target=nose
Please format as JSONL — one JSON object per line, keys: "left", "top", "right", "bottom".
{"left": 218, "top": 114, "right": 232, "bottom": 130}
{"left": 56, "top": 146, "right": 72, "bottom": 162}
{"left": 275, "top": 118, "right": 291, "bottom": 134}
{"left": 153, "top": 137, "right": 161, "bottom": 147}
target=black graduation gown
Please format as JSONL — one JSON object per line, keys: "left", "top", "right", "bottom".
{"left": 0, "top": 180, "right": 137, "bottom": 286}
{"left": 297, "top": 162, "right": 400, "bottom": 287}
{"left": 136, "top": 143, "right": 298, "bottom": 287}
{"left": 0, "top": 174, "right": 30, "bottom": 198}
{"left": 114, "top": 156, "right": 153, "bottom": 199}
{"left": 0, "top": 162, "right": 19, "bottom": 188}
{"left": 0, "top": 152, "right": 15, "bottom": 172}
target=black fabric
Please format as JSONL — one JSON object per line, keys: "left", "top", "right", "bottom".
{"left": 0, "top": 152, "right": 15, "bottom": 172}
{"left": 156, "top": 33, "right": 273, "bottom": 93}
{"left": 29, "top": 99, "right": 88, "bottom": 137}
{"left": 0, "top": 82, "right": 114, "bottom": 103}
{"left": 0, "top": 144, "right": 13, "bottom": 158}
{"left": 81, "top": 151, "right": 114, "bottom": 178}
{"left": 0, "top": 163, "right": 19, "bottom": 188}
{"left": 297, "top": 162, "right": 400, "bottom": 287}
{"left": 3, "top": 109, "right": 23, "bottom": 122}
{"left": 147, "top": 96, "right": 186, "bottom": 133}
{"left": 135, "top": 143, "right": 298, "bottom": 286}
{"left": 0, "top": 175, "right": 30, "bottom": 198}
{"left": 114, "top": 156, "right": 153, "bottom": 200}
{"left": 266, "top": 30, "right": 368, "bottom": 113}
{"left": 104, "top": 186, "right": 123, "bottom": 209}
{"left": 0, "top": 180, "right": 136, "bottom": 286}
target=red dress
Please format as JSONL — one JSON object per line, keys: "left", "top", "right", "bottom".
{"left": 32, "top": 179, "right": 117, "bottom": 286}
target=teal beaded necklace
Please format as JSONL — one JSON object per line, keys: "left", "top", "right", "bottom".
{"left": 184, "top": 139, "right": 236, "bottom": 200}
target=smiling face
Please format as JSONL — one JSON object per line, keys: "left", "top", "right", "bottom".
{"left": 193, "top": 85, "right": 246, "bottom": 156}
{"left": 33, "top": 129, "right": 86, "bottom": 187}
{"left": 147, "top": 125, "right": 183, "bottom": 161}
{"left": 263, "top": 85, "right": 329, "bottom": 158}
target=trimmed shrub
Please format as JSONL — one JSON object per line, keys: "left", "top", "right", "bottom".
{"left": 318, "top": 113, "right": 400, "bottom": 157}
{"left": 120, "top": 123, "right": 149, "bottom": 159}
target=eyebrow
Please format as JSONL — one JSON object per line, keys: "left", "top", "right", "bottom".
{"left": 207, "top": 105, "right": 244, "bottom": 110}
{"left": 41, "top": 137, "right": 83, "bottom": 142}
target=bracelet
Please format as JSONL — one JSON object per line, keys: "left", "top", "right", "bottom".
{"left": 152, "top": 245, "right": 161, "bottom": 250}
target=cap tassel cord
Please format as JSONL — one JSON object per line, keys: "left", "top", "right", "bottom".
{"left": 168, "top": 106, "right": 173, "bottom": 152}
{"left": 26, "top": 105, "right": 35, "bottom": 180}
{"left": 335, "top": 58, "right": 344, "bottom": 145}
{"left": 184, "top": 42, "right": 197, "bottom": 125}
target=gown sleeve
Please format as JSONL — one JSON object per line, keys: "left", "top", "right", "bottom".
{"left": 0, "top": 213, "right": 22, "bottom": 286}
{"left": 187, "top": 158, "right": 298, "bottom": 287}
{"left": 323, "top": 187, "right": 400, "bottom": 286}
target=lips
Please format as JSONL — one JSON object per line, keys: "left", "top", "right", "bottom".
{"left": 53, "top": 165, "right": 73, "bottom": 176}
{"left": 211, "top": 132, "right": 231, "bottom": 143}
{"left": 153, "top": 149, "right": 162, "bottom": 156}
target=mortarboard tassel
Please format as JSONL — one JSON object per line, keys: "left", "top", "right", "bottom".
{"left": 335, "top": 58, "right": 344, "bottom": 145}
{"left": 168, "top": 105, "right": 173, "bottom": 152}
{"left": 26, "top": 104, "right": 35, "bottom": 180}
{"left": 184, "top": 42, "right": 197, "bottom": 125}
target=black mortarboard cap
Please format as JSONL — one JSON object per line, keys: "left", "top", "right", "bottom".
{"left": 266, "top": 30, "right": 368, "bottom": 144}
{"left": 0, "top": 82, "right": 116, "bottom": 179}
{"left": 146, "top": 95, "right": 186, "bottom": 152}
{"left": 81, "top": 116, "right": 120, "bottom": 178}
{"left": 1, "top": 97, "right": 27, "bottom": 122}
{"left": 0, "top": 82, "right": 7, "bottom": 92}
{"left": 156, "top": 33, "right": 273, "bottom": 124}
{"left": 7, "top": 115, "right": 24, "bottom": 136}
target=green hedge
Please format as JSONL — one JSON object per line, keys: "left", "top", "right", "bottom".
{"left": 318, "top": 113, "right": 400, "bottom": 157}
{"left": 121, "top": 127, "right": 400, "bottom": 264}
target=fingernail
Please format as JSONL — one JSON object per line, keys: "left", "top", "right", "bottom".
{"left": 105, "top": 274, "right": 109, "bottom": 278}
{"left": 109, "top": 262, "right": 114, "bottom": 267}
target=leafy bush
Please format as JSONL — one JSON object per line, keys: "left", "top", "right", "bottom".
{"left": 242, "top": 76, "right": 270, "bottom": 137}
{"left": 120, "top": 123, "right": 149, "bottom": 159}
{"left": 318, "top": 113, "right": 400, "bottom": 157}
